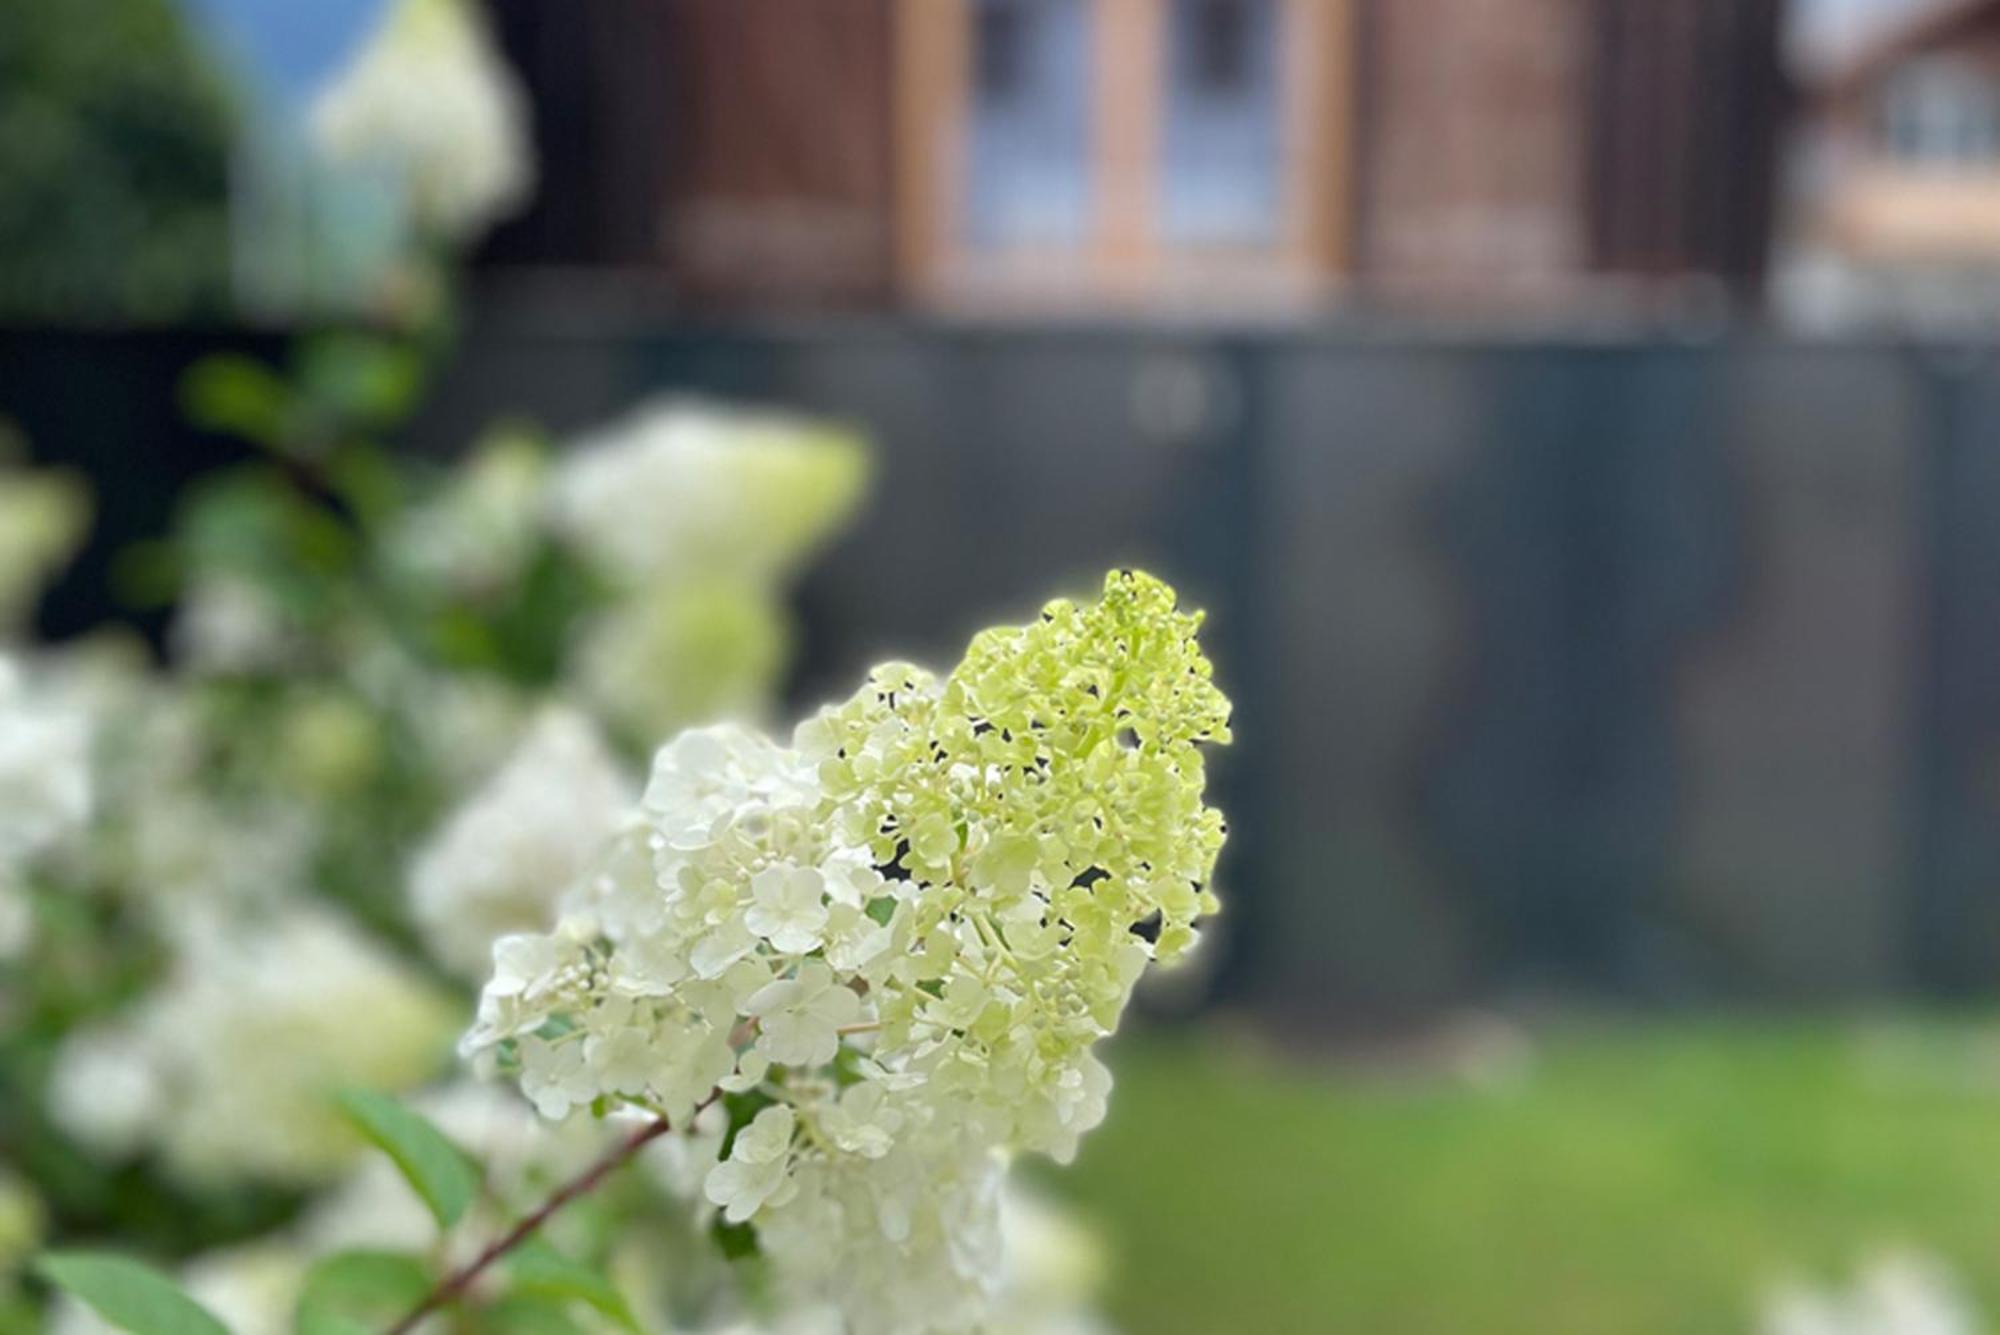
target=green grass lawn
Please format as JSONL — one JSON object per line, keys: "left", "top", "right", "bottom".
{"left": 1057, "top": 1016, "right": 2000, "bottom": 1334}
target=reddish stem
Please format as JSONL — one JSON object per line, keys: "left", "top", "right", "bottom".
{"left": 384, "top": 1107, "right": 691, "bottom": 1334}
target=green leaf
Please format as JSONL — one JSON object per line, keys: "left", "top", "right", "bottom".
{"left": 324, "top": 443, "right": 406, "bottom": 531}
{"left": 709, "top": 1214, "right": 761, "bottom": 1262}
{"left": 505, "top": 1240, "right": 642, "bottom": 1333}
{"left": 481, "top": 1293, "right": 591, "bottom": 1335}
{"left": 335, "top": 1090, "right": 479, "bottom": 1228}
{"left": 180, "top": 355, "right": 291, "bottom": 448}
{"left": 295, "top": 1314, "right": 370, "bottom": 1335}
{"left": 298, "top": 334, "right": 423, "bottom": 430}
{"left": 37, "top": 1252, "right": 228, "bottom": 1335}
{"left": 295, "top": 1250, "right": 434, "bottom": 1335}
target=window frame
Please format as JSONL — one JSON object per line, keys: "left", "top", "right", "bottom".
{"left": 894, "top": 0, "right": 1358, "bottom": 309}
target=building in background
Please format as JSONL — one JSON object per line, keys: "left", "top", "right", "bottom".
{"left": 1354, "top": 0, "right": 1782, "bottom": 314}
{"left": 1778, "top": 0, "right": 2000, "bottom": 327}
{"left": 476, "top": 0, "right": 1787, "bottom": 318}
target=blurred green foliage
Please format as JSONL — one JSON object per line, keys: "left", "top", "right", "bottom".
{"left": 0, "top": 0, "right": 236, "bottom": 321}
{"left": 1067, "top": 1020, "right": 2000, "bottom": 1334}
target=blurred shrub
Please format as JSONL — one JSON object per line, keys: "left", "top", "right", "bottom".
{"left": 0, "top": 0, "right": 235, "bottom": 322}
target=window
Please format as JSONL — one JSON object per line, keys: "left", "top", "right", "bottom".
{"left": 1881, "top": 58, "right": 2000, "bottom": 165}
{"left": 902, "top": 0, "right": 1353, "bottom": 306}
{"left": 1161, "top": 0, "right": 1282, "bottom": 243}
{"left": 964, "top": 0, "right": 1093, "bottom": 247}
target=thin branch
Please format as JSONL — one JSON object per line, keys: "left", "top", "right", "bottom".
{"left": 384, "top": 1098, "right": 710, "bottom": 1334}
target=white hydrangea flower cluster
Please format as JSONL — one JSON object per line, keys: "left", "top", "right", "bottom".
{"left": 0, "top": 654, "right": 92, "bottom": 959}
{"left": 310, "top": 0, "right": 532, "bottom": 241}
{"left": 81, "top": 680, "right": 321, "bottom": 941}
{"left": 547, "top": 401, "right": 868, "bottom": 590}
{"left": 464, "top": 572, "right": 1229, "bottom": 1331}
{"left": 0, "top": 656, "right": 91, "bottom": 873}
{"left": 545, "top": 400, "right": 870, "bottom": 746}
{"left": 411, "top": 705, "right": 631, "bottom": 977}
{"left": 388, "top": 430, "right": 547, "bottom": 598}
{"left": 169, "top": 575, "right": 302, "bottom": 677}
{"left": 50, "top": 907, "right": 456, "bottom": 1185}
{"left": 1762, "top": 1251, "right": 1981, "bottom": 1335}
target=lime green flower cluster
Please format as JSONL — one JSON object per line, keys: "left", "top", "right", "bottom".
{"left": 467, "top": 569, "right": 1230, "bottom": 1329}
{"left": 803, "top": 568, "right": 1232, "bottom": 1076}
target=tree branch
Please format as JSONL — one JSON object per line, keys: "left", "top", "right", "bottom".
{"left": 385, "top": 1101, "right": 704, "bottom": 1334}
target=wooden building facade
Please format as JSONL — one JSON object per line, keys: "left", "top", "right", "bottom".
{"left": 478, "top": 0, "right": 1786, "bottom": 315}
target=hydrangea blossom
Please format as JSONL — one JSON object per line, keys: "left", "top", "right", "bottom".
{"left": 411, "top": 705, "right": 632, "bottom": 976}
{"left": 546, "top": 400, "right": 869, "bottom": 590}
{"left": 570, "top": 582, "right": 789, "bottom": 752}
{"left": 0, "top": 655, "right": 91, "bottom": 872}
{"left": 464, "top": 571, "right": 1229, "bottom": 1330}
{"left": 388, "top": 430, "right": 547, "bottom": 597}
{"left": 0, "top": 654, "right": 91, "bottom": 958}
{"left": 169, "top": 575, "right": 300, "bottom": 676}
{"left": 310, "top": 0, "right": 532, "bottom": 241}
{"left": 543, "top": 400, "right": 869, "bottom": 745}
{"left": 50, "top": 907, "right": 456, "bottom": 1185}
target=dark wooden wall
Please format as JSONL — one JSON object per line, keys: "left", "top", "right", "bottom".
{"left": 1584, "top": 0, "right": 1785, "bottom": 292}
{"left": 477, "top": 0, "right": 898, "bottom": 307}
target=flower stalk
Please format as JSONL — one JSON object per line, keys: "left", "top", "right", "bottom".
{"left": 385, "top": 1104, "right": 698, "bottom": 1334}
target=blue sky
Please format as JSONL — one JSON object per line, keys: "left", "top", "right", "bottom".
{"left": 176, "top": 0, "right": 385, "bottom": 106}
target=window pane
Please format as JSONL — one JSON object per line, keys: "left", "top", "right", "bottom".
{"left": 965, "top": 0, "right": 1092, "bottom": 248}
{"left": 1162, "top": 0, "right": 1281, "bottom": 245}
{"left": 1879, "top": 57, "right": 2000, "bottom": 165}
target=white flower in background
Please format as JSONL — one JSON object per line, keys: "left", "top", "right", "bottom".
{"left": 389, "top": 430, "right": 546, "bottom": 597}
{"left": 0, "top": 655, "right": 90, "bottom": 869}
{"left": 46, "top": 1025, "right": 164, "bottom": 1161}
{"left": 463, "top": 572, "right": 1228, "bottom": 1332}
{"left": 991, "top": 1184, "right": 1117, "bottom": 1335}
{"left": 125, "top": 794, "right": 315, "bottom": 928}
{"left": 569, "top": 580, "right": 787, "bottom": 747}
{"left": 545, "top": 400, "right": 868, "bottom": 744}
{"left": 410, "top": 705, "right": 631, "bottom": 976}
{"left": 546, "top": 400, "right": 868, "bottom": 590}
{"left": 1762, "top": 1251, "right": 1981, "bottom": 1335}
{"left": 0, "top": 654, "right": 91, "bottom": 957}
{"left": 311, "top": 0, "right": 532, "bottom": 241}
{"left": 0, "top": 457, "right": 89, "bottom": 641}
{"left": 170, "top": 575, "right": 299, "bottom": 676}
{"left": 51, "top": 907, "right": 456, "bottom": 1185}
{"left": 349, "top": 634, "right": 531, "bottom": 791}
{"left": 100, "top": 682, "right": 318, "bottom": 934}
